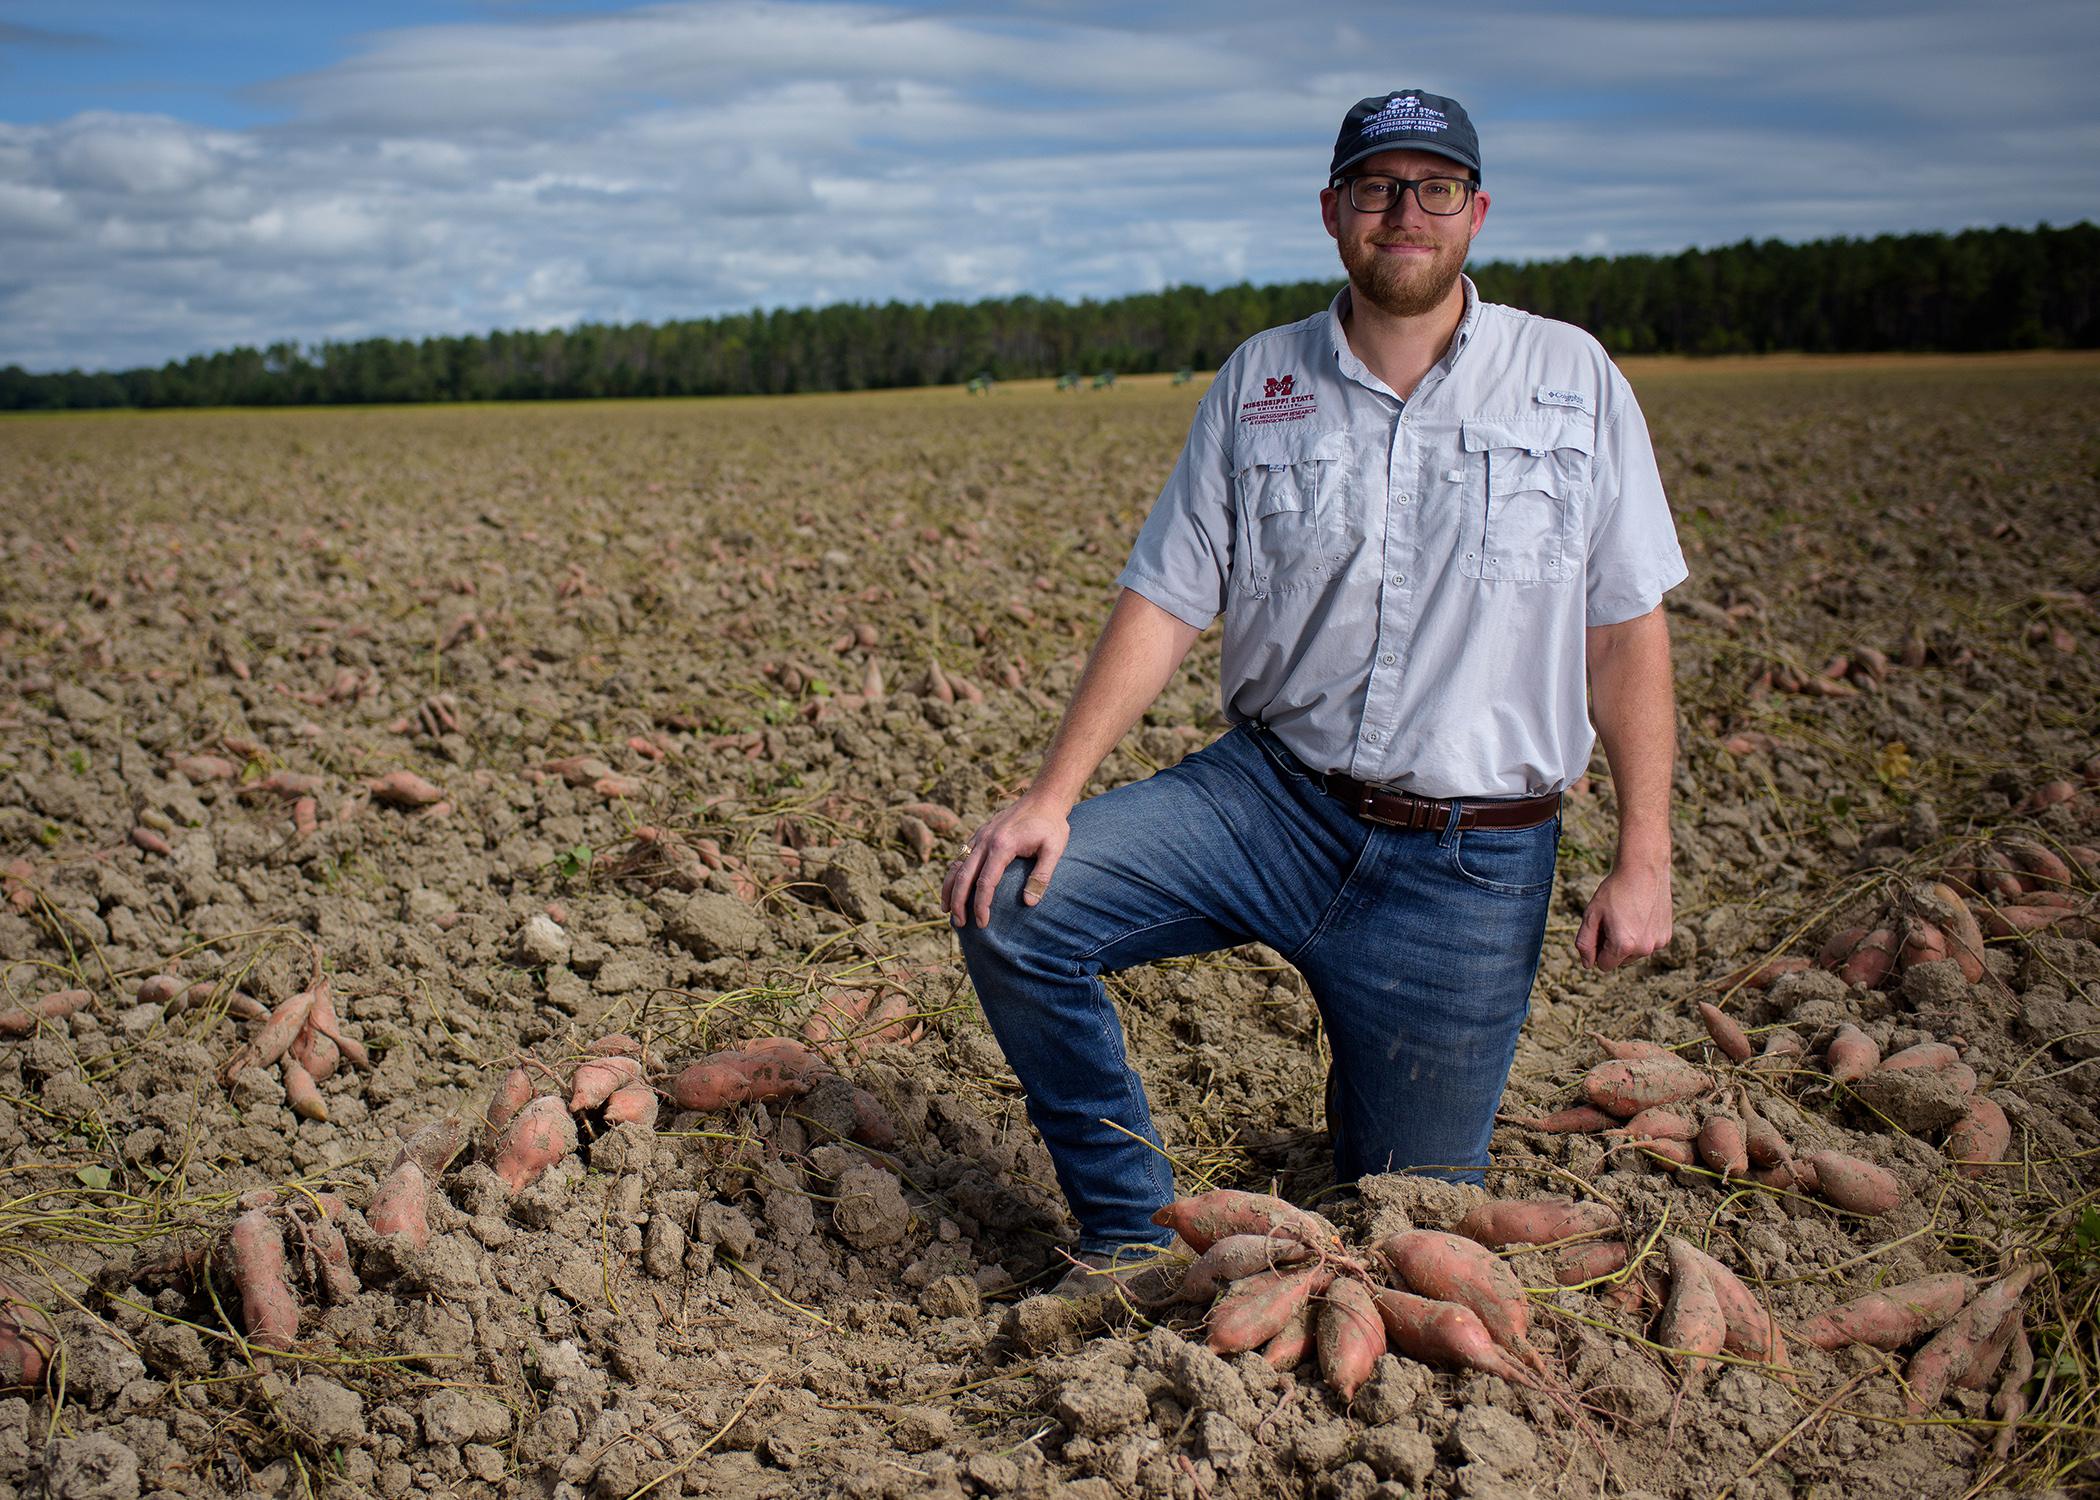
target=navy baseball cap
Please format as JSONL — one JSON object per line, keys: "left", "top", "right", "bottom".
{"left": 1330, "top": 91, "right": 1481, "bottom": 181}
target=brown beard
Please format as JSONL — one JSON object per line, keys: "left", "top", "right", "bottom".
{"left": 1338, "top": 229, "right": 1469, "bottom": 318}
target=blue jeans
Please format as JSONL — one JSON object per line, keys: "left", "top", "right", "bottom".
{"left": 953, "top": 722, "right": 1558, "bottom": 1254}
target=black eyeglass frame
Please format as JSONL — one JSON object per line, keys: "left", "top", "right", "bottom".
{"left": 1331, "top": 173, "right": 1480, "bottom": 216}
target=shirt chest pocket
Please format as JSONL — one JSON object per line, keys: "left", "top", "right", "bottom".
{"left": 1231, "top": 428, "right": 1351, "bottom": 599}
{"left": 1458, "top": 416, "right": 1594, "bottom": 584}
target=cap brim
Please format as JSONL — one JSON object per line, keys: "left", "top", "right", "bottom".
{"left": 1331, "top": 141, "right": 1478, "bottom": 181}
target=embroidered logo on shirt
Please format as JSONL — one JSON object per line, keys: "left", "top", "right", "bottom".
{"left": 1242, "top": 373, "right": 1315, "bottom": 425}
{"left": 1535, "top": 386, "right": 1589, "bottom": 410}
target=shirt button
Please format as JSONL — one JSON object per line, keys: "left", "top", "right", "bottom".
{"left": 1390, "top": 573, "right": 1405, "bottom": 586}
{"left": 1380, "top": 652, "right": 1396, "bottom": 665}
{"left": 1364, "top": 730, "right": 1382, "bottom": 743}
{"left": 1396, "top": 493, "right": 1412, "bottom": 504}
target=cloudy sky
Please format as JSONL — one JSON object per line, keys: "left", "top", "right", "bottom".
{"left": 2, "top": 0, "right": 2094, "bottom": 372}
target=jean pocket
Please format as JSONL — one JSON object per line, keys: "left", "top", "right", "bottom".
{"left": 1458, "top": 416, "right": 1592, "bottom": 585}
{"left": 1231, "top": 428, "right": 1351, "bottom": 599}
{"left": 1246, "top": 722, "right": 1315, "bottom": 785}
{"left": 1448, "top": 820, "right": 1560, "bottom": 897}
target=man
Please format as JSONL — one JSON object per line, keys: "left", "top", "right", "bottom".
{"left": 942, "top": 90, "right": 1686, "bottom": 1275}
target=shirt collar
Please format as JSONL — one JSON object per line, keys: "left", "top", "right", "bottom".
{"left": 1326, "top": 274, "right": 1483, "bottom": 395}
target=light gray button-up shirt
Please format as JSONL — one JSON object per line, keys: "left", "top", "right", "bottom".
{"left": 1117, "top": 277, "right": 1688, "bottom": 799}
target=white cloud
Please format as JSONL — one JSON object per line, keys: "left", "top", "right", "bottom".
{"left": 1, "top": 0, "right": 2095, "bottom": 370}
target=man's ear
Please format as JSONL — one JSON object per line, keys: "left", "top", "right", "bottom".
{"left": 1319, "top": 186, "right": 1342, "bottom": 241}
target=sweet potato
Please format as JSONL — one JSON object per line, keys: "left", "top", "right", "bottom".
{"left": 485, "top": 1066, "right": 533, "bottom": 1139}
{"left": 367, "top": 769, "right": 444, "bottom": 808}
{"left": 1723, "top": 956, "right": 1811, "bottom": 989}
{"left": 368, "top": 1161, "right": 430, "bottom": 1248}
{"left": 1506, "top": 1104, "right": 1619, "bottom": 1134}
{"left": 667, "top": 1043, "right": 818, "bottom": 1112}
{"left": 391, "top": 1115, "right": 467, "bottom": 1178}
{"left": 1178, "top": 1233, "right": 1316, "bottom": 1304}
{"left": 1153, "top": 1190, "right": 1339, "bottom": 1255}
{"left": 131, "top": 825, "right": 173, "bottom": 855}
{"left": 1316, "top": 1277, "right": 1386, "bottom": 1400}
{"left": 1659, "top": 1237, "right": 1727, "bottom": 1374}
{"left": 1806, "top": 1151, "right": 1902, "bottom": 1215}
{"left": 0, "top": 988, "right": 91, "bottom": 1038}
{"left": 489, "top": 1095, "right": 577, "bottom": 1194}
{"left": 849, "top": 1087, "right": 898, "bottom": 1150}
{"left": 1582, "top": 1056, "right": 1712, "bottom": 1117}
{"left": 1824, "top": 1023, "right": 1880, "bottom": 1084}
{"left": 1639, "top": 1138, "right": 1696, "bottom": 1169}
{"left": 1453, "top": 1198, "right": 1619, "bottom": 1249}
{"left": 1697, "top": 1002, "right": 1753, "bottom": 1064}
{"left": 1917, "top": 883, "right": 1988, "bottom": 981}
{"left": 1947, "top": 1095, "right": 2011, "bottom": 1178}
{"left": 1797, "top": 1272, "right": 1970, "bottom": 1351}
{"left": 218, "top": 982, "right": 322, "bottom": 1084}
{"left": 1839, "top": 926, "right": 1898, "bottom": 987}
{"left": 304, "top": 1212, "right": 360, "bottom": 1304}
{"left": 1371, "top": 1286, "right": 1534, "bottom": 1386}
{"left": 1979, "top": 903, "right": 2073, "bottom": 937}
{"left": 1750, "top": 1157, "right": 1819, "bottom": 1194}
{"left": 1954, "top": 1309, "right": 2022, "bottom": 1393}
{"left": 1696, "top": 1114, "right": 1749, "bottom": 1179}
{"left": 1817, "top": 926, "right": 1868, "bottom": 969}
{"left": 1206, "top": 1264, "right": 1331, "bottom": 1355}
{"left": 1999, "top": 837, "right": 2072, "bottom": 890}
{"left": 1260, "top": 1295, "right": 1318, "bottom": 1370}
{"left": 1672, "top": 1240, "right": 1785, "bottom": 1367}
{"left": 136, "top": 973, "right": 185, "bottom": 1005}
{"left": 601, "top": 1083, "right": 660, "bottom": 1131}
{"left": 569, "top": 1053, "right": 645, "bottom": 1111}
{"left": 287, "top": 1023, "right": 339, "bottom": 1082}
{"left": 1880, "top": 1041, "right": 1959, "bottom": 1073}
{"left": 1589, "top": 1033, "right": 1674, "bottom": 1061}
{"left": 1739, "top": 1097, "right": 1791, "bottom": 1167}
{"left": 1551, "top": 1240, "right": 1629, "bottom": 1286}
{"left": 0, "top": 1279, "right": 56, "bottom": 1390}
{"left": 1503, "top": 1100, "right": 1612, "bottom": 1134}
{"left": 1897, "top": 918, "right": 1946, "bottom": 971}
{"left": 1617, "top": 1107, "right": 1698, "bottom": 1142}
{"left": 306, "top": 982, "right": 370, "bottom": 1071}
{"left": 1375, "top": 1230, "right": 1531, "bottom": 1356}
{"left": 1906, "top": 1266, "right": 2037, "bottom": 1414}
{"left": 227, "top": 1208, "right": 298, "bottom": 1351}
{"left": 282, "top": 1056, "right": 328, "bottom": 1122}
{"left": 1991, "top": 1328, "right": 2033, "bottom": 1460}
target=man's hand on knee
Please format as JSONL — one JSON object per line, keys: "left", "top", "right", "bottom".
{"left": 942, "top": 795, "right": 1072, "bottom": 929}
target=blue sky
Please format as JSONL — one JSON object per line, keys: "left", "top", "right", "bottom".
{"left": 2, "top": 0, "right": 2095, "bottom": 372}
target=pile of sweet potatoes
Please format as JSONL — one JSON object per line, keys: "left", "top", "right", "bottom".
{"left": 216, "top": 963, "right": 372, "bottom": 1123}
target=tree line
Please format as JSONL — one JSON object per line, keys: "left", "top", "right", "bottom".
{"left": 3, "top": 223, "right": 2093, "bottom": 411}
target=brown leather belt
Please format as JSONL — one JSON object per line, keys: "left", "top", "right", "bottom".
{"left": 1319, "top": 772, "right": 1562, "bottom": 832}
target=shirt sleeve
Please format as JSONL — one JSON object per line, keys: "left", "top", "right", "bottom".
{"left": 1583, "top": 367, "right": 1689, "bottom": 627}
{"left": 1113, "top": 387, "right": 1235, "bottom": 629}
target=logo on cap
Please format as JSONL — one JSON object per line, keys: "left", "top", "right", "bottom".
{"left": 1364, "top": 94, "right": 1448, "bottom": 140}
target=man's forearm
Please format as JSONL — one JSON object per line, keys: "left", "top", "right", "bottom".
{"left": 1587, "top": 607, "right": 1675, "bottom": 868}
{"left": 1028, "top": 589, "right": 1202, "bottom": 810}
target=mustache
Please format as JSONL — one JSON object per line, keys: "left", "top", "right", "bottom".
{"left": 1366, "top": 237, "right": 1441, "bottom": 249}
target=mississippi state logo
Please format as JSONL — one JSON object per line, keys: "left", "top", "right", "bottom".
{"left": 1263, "top": 374, "right": 1295, "bottom": 399}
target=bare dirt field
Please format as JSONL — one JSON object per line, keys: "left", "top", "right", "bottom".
{"left": 2, "top": 352, "right": 2097, "bottom": 1500}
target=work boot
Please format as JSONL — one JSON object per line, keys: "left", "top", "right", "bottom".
{"left": 1046, "top": 1245, "right": 1181, "bottom": 1311}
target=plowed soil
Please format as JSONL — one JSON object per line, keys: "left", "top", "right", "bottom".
{"left": 2, "top": 353, "right": 2097, "bottom": 1500}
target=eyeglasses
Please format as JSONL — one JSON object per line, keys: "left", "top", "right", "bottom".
{"left": 1336, "top": 174, "right": 1475, "bottom": 216}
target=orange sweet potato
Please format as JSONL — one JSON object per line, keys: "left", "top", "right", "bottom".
{"left": 1153, "top": 1190, "right": 1338, "bottom": 1255}
{"left": 1672, "top": 1239, "right": 1785, "bottom": 1366}
{"left": 1178, "top": 1233, "right": 1315, "bottom": 1304}
{"left": 1824, "top": 1023, "right": 1879, "bottom": 1084}
{"left": 849, "top": 1087, "right": 898, "bottom": 1150}
{"left": 392, "top": 1115, "right": 468, "bottom": 1178}
{"left": 1839, "top": 926, "right": 1897, "bottom": 988}
{"left": 1695, "top": 1114, "right": 1749, "bottom": 1179}
{"left": 569, "top": 1053, "right": 645, "bottom": 1111}
{"left": 1880, "top": 1041, "right": 1959, "bottom": 1073}
{"left": 1583, "top": 1057, "right": 1713, "bottom": 1117}
{"left": 485, "top": 1066, "right": 533, "bottom": 1138}
{"left": 1947, "top": 1095, "right": 2011, "bottom": 1178}
{"left": 1206, "top": 1264, "right": 1332, "bottom": 1355}
{"left": 1617, "top": 1106, "right": 1699, "bottom": 1142}
{"left": 1750, "top": 1157, "right": 1819, "bottom": 1194}
{"left": 287, "top": 1023, "right": 340, "bottom": 1082}
{"left": 1453, "top": 1198, "right": 1619, "bottom": 1249}
{"left": 1316, "top": 1277, "right": 1386, "bottom": 1400}
{"left": 1376, "top": 1230, "right": 1532, "bottom": 1357}
{"left": 227, "top": 1208, "right": 299, "bottom": 1351}
{"left": 1659, "top": 1237, "right": 1727, "bottom": 1375}
{"left": 1260, "top": 1295, "right": 1318, "bottom": 1370}
{"left": 667, "top": 1042, "right": 818, "bottom": 1112}
{"left": 0, "top": 1279, "right": 56, "bottom": 1390}
{"left": 218, "top": 982, "right": 322, "bottom": 1085}
{"left": 1999, "top": 837, "right": 2072, "bottom": 890}
{"left": 1589, "top": 1033, "right": 1674, "bottom": 1061}
{"left": 1371, "top": 1285, "right": 1534, "bottom": 1386}
{"left": 305, "top": 983, "right": 370, "bottom": 1071}
{"left": 1817, "top": 926, "right": 1868, "bottom": 970}
{"left": 1506, "top": 1104, "right": 1619, "bottom": 1134}
{"left": 282, "top": 1056, "right": 328, "bottom": 1122}
{"left": 1797, "top": 1273, "right": 1970, "bottom": 1351}
{"left": 1918, "top": 883, "right": 1987, "bottom": 981}
{"left": 1806, "top": 1151, "right": 1902, "bottom": 1216}
{"left": 367, "top": 769, "right": 445, "bottom": 807}
{"left": 601, "top": 1084, "right": 660, "bottom": 1130}
{"left": 1906, "top": 1267, "right": 2037, "bottom": 1414}
{"left": 490, "top": 1095, "right": 577, "bottom": 1194}
{"left": 1551, "top": 1240, "right": 1630, "bottom": 1286}
{"left": 1697, "top": 1002, "right": 1753, "bottom": 1063}
{"left": 0, "top": 988, "right": 91, "bottom": 1038}
{"left": 368, "top": 1161, "right": 430, "bottom": 1248}
{"left": 1739, "top": 1097, "right": 1791, "bottom": 1167}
